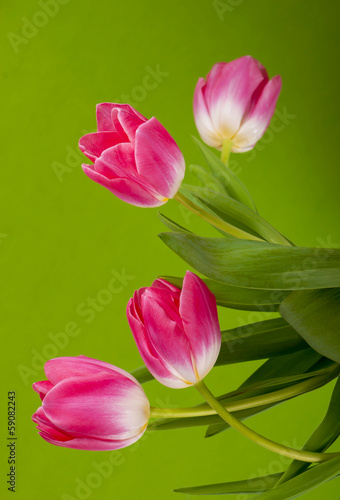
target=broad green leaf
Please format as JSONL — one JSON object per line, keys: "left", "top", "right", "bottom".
{"left": 159, "top": 232, "right": 340, "bottom": 290}
{"left": 277, "top": 377, "right": 340, "bottom": 484}
{"left": 193, "top": 137, "right": 257, "bottom": 212}
{"left": 253, "top": 456, "right": 340, "bottom": 500}
{"left": 183, "top": 185, "right": 291, "bottom": 246}
{"left": 162, "top": 275, "right": 290, "bottom": 311}
{"left": 150, "top": 350, "right": 322, "bottom": 432}
{"left": 174, "top": 473, "right": 282, "bottom": 495}
{"left": 217, "top": 317, "right": 309, "bottom": 366}
{"left": 280, "top": 288, "right": 340, "bottom": 363}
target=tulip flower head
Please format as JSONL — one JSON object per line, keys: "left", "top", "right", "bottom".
{"left": 193, "top": 55, "right": 282, "bottom": 153}
{"left": 79, "top": 103, "right": 185, "bottom": 207}
{"left": 127, "top": 271, "right": 221, "bottom": 389}
{"left": 32, "top": 356, "right": 150, "bottom": 450}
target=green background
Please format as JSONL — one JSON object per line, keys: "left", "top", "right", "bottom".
{"left": 1, "top": 0, "right": 340, "bottom": 498}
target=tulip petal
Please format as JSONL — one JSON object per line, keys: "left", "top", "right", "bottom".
{"left": 135, "top": 117, "right": 185, "bottom": 199}
{"left": 233, "top": 75, "right": 282, "bottom": 150}
{"left": 205, "top": 56, "right": 268, "bottom": 141}
{"left": 82, "top": 165, "right": 166, "bottom": 207}
{"left": 32, "top": 380, "right": 54, "bottom": 401}
{"left": 127, "top": 297, "right": 191, "bottom": 389}
{"left": 141, "top": 290, "right": 197, "bottom": 384}
{"left": 151, "top": 278, "right": 181, "bottom": 295}
{"left": 179, "top": 272, "right": 221, "bottom": 379}
{"left": 43, "top": 373, "right": 149, "bottom": 440}
{"left": 79, "top": 131, "right": 126, "bottom": 162}
{"left": 44, "top": 355, "right": 139, "bottom": 386}
{"left": 40, "top": 432, "right": 143, "bottom": 451}
{"left": 193, "top": 78, "right": 222, "bottom": 149}
{"left": 115, "top": 108, "right": 146, "bottom": 142}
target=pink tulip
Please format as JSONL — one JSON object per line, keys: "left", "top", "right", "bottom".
{"left": 127, "top": 271, "right": 221, "bottom": 389}
{"left": 32, "top": 356, "right": 150, "bottom": 450}
{"left": 79, "top": 103, "right": 185, "bottom": 207}
{"left": 193, "top": 56, "right": 282, "bottom": 152}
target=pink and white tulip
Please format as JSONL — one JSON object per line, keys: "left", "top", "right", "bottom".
{"left": 193, "top": 56, "right": 282, "bottom": 153}
{"left": 79, "top": 103, "right": 185, "bottom": 207}
{"left": 127, "top": 271, "right": 221, "bottom": 389}
{"left": 32, "top": 356, "right": 150, "bottom": 450}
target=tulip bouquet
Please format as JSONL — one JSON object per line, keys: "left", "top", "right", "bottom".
{"left": 33, "top": 56, "right": 340, "bottom": 499}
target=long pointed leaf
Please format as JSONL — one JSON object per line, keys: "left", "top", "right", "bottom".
{"left": 277, "top": 377, "right": 340, "bottom": 484}
{"left": 254, "top": 456, "right": 340, "bottom": 500}
{"left": 193, "top": 137, "right": 257, "bottom": 212}
{"left": 174, "top": 473, "right": 282, "bottom": 495}
{"left": 159, "top": 232, "right": 340, "bottom": 290}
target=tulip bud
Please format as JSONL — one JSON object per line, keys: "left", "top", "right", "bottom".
{"left": 79, "top": 103, "right": 185, "bottom": 207}
{"left": 32, "top": 356, "right": 150, "bottom": 450}
{"left": 193, "top": 56, "right": 282, "bottom": 153}
{"left": 127, "top": 271, "right": 221, "bottom": 389}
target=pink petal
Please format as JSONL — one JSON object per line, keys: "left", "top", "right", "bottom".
{"left": 44, "top": 356, "right": 139, "bottom": 386}
{"left": 115, "top": 108, "right": 145, "bottom": 142}
{"left": 92, "top": 142, "right": 137, "bottom": 178}
{"left": 43, "top": 373, "right": 149, "bottom": 439}
{"left": 127, "top": 298, "right": 188, "bottom": 389}
{"left": 32, "top": 380, "right": 54, "bottom": 401}
{"left": 96, "top": 103, "right": 121, "bottom": 132}
{"left": 39, "top": 432, "right": 144, "bottom": 451}
{"left": 233, "top": 75, "right": 282, "bottom": 150}
{"left": 79, "top": 131, "right": 126, "bottom": 162}
{"left": 134, "top": 117, "right": 185, "bottom": 199}
{"left": 151, "top": 278, "right": 181, "bottom": 295}
{"left": 82, "top": 165, "right": 166, "bottom": 207}
{"left": 205, "top": 56, "right": 268, "bottom": 141}
{"left": 193, "top": 78, "right": 222, "bottom": 149}
{"left": 179, "top": 272, "right": 221, "bottom": 379}
{"left": 141, "top": 290, "right": 197, "bottom": 385}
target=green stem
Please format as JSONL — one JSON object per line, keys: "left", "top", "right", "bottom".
{"left": 149, "top": 372, "right": 335, "bottom": 419}
{"left": 195, "top": 380, "right": 339, "bottom": 463}
{"left": 221, "top": 138, "right": 233, "bottom": 166}
{"left": 174, "top": 192, "right": 263, "bottom": 241}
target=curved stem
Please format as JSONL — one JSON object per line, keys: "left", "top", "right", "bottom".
{"left": 195, "top": 380, "right": 339, "bottom": 463}
{"left": 149, "top": 372, "right": 335, "bottom": 419}
{"left": 174, "top": 192, "right": 263, "bottom": 241}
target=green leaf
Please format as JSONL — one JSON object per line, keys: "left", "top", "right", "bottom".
{"left": 159, "top": 231, "right": 340, "bottom": 290}
{"left": 277, "top": 377, "right": 340, "bottom": 484}
{"left": 189, "top": 164, "right": 227, "bottom": 196}
{"left": 183, "top": 185, "right": 291, "bottom": 246}
{"left": 130, "top": 365, "right": 154, "bottom": 384}
{"left": 253, "top": 456, "right": 340, "bottom": 500}
{"left": 193, "top": 137, "right": 257, "bottom": 212}
{"left": 216, "top": 317, "right": 309, "bottom": 366}
{"left": 161, "top": 275, "right": 290, "bottom": 311}
{"left": 174, "top": 473, "right": 282, "bottom": 495}
{"left": 158, "top": 213, "right": 192, "bottom": 234}
{"left": 280, "top": 288, "right": 340, "bottom": 363}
